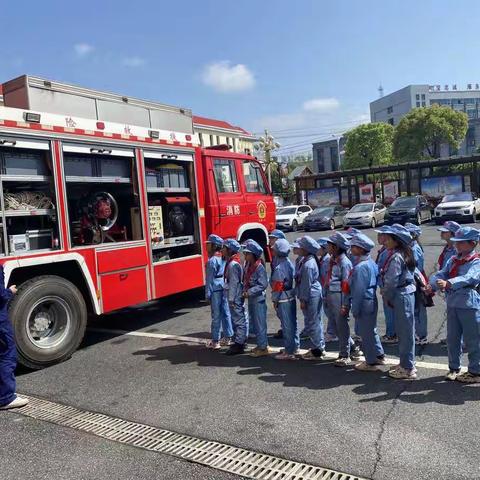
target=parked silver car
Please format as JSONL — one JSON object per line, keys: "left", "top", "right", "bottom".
{"left": 343, "top": 202, "right": 387, "bottom": 229}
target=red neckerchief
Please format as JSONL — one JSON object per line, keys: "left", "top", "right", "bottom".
{"left": 243, "top": 258, "right": 262, "bottom": 290}
{"left": 375, "top": 246, "right": 386, "bottom": 263}
{"left": 448, "top": 252, "right": 480, "bottom": 279}
{"left": 438, "top": 244, "right": 451, "bottom": 269}
{"left": 224, "top": 253, "right": 241, "bottom": 281}
{"left": 380, "top": 248, "right": 395, "bottom": 280}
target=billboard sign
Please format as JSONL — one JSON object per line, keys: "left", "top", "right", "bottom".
{"left": 383, "top": 180, "right": 399, "bottom": 204}
{"left": 359, "top": 183, "right": 375, "bottom": 203}
{"left": 421, "top": 175, "right": 463, "bottom": 200}
{"left": 307, "top": 187, "right": 340, "bottom": 207}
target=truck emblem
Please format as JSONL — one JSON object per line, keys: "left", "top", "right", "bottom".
{"left": 257, "top": 201, "right": 267, "bottom": 219}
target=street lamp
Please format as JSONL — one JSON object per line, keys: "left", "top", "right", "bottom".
{"left": 255, "top": 129, "right": 281, "bottom": 190}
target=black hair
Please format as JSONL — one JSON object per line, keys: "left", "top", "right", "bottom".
{"left": 214, "top": 244, "right": 223, "bottom": 252}
{"left": 330, "top": 244, "right": 347, "bottom": 257}
{"left": 396, "top": 242, "right": 416, "bottom": 271}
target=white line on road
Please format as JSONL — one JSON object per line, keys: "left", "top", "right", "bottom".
{"left": 89, "top": 327, "right": 455, "bottom": 372}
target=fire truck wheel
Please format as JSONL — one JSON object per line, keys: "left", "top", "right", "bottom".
{"left": 9, "top": 275, "right": 88, "bottom": 370}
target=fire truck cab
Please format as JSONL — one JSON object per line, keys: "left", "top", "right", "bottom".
{"left": 0, "top": 75, "right": 275, "bottom": 369}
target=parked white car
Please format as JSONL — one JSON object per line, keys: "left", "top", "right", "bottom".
{"left": 275, "top": 205, "right": 312, "bottom": 232}
{"left": 343, "top": 202, "right": 387, "bottom": 229}
{"left": 434, "top": 192, "right": 480, "bottom": 224}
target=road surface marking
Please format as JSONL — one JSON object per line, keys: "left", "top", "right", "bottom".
{"left": 14, "top": 395, "right": 367, "bottom": 480}
{"left": 89, "top": 327, "right": 456, "bottom": 373}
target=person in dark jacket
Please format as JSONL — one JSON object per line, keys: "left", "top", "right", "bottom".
{"left": 0, "top": 266, "right": 28, "bottom": 410}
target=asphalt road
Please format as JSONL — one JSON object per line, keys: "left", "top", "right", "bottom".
{"left": 2, "top": 221, "right": 480, "bottom": 480}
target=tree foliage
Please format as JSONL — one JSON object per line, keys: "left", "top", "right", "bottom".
{"left": 393, "top": 104, "right": 468, "bottom": 162}
{"left": 343, "top": 123, "right": 394, "bottom": 169}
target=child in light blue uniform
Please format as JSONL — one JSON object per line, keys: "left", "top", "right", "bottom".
{"left": 324, "top": 232, "right": 360, "bottom": 366}
{"left": 205, "top": 234, "right": 233, "bottom": 350}
{"left": 296, "top": 236, "right": 326, "bottom": 360}
{"left": 405, "top": 222, "right": 428, "bottom": 345}
{"left": 429, "top": 226, "right": 480, "bottom": 383}
{"left": 347, "top": 233, "right": 386, "bottom": 372}
{"left": 380, "top": 225, "right": 417, "bottom": 380}
{"left": 269, "top": 229, "right": 287, "bottom": 340}
{"left": 223, "top": 239, "right": 249, "bottom": 356}
{"left": 437, "top": 221, "right": 461, "bottom": 270}
{"left": 242, "top": 239, "right": 270, "bottom": 357}
{"left": 292, "top": 238, "right": 308, "bottom": 339}
{"left": 317, "top": 238, "right": 336, "bottom": 342}
{"left": 271, "top": 239, "right": 299, "bottom": 360}
{"left": 375, "top": 226, "right": 397, "bottom": 343}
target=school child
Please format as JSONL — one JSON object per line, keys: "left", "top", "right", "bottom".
{"left": 317, "top": 238, "right": 337, "bottom": 342}
{"left": 296, "top": 236, "right": 326, "bottom": 360}
{"left": 205, "top": 234, "right": 234, "bottom": 350}
{"left": 429, "top": 227, "right": 480, "bottom": 383}
{"left": 269, "top": 230, "right": 286, "bottom": 339}
{"left": 345, "top": 227, "right": 361, "bottom": 264}
{"left": 0, "top": 264, "right": 28, "bottom": 410}
{"left": 347, "top": 233, "right": 386, "bottom": 372}
{"left": 405, "top": 222, "right": 429, "bottom": 345}
{"left": 242, "top": 239, "right": 270, "bottom": 357}
{"left": 437, "top": 221, "right": 461, "bottom": 270}
{"left": 223, "top": 239, "right": 249, "bottom": 355}
{"left": 380, "top": 225, "right": 417, "bottom": 380}
{"left": 271, "top": 239, "right": 299, "bottom": 360}
{"left": 324, "top": 232, "right": 360, "bottom": 366}
{"left": 291, "top": 238, "right": 308, "bottom": 339}
{"left": 375, "top": 226, "right": 397, "bottom": 344}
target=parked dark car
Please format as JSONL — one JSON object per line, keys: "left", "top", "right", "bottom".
{"left": 303, "top": 205, "right": 348, "bottom": 231}
{"left": 384, "top": 195, "right": 432, "bottom": 225}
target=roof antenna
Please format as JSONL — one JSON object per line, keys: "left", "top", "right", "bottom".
{"left": 378, "top": 84, "right": 384, "bottom": 98}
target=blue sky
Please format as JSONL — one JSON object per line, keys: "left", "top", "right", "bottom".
{"left": 2, "top": 0, "right": 480, "bottom": 155}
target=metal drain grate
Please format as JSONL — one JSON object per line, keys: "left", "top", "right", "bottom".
{"left": 15, "top": 395, "right": 367, "bottom": 480}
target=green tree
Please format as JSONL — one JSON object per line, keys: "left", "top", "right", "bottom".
{"left": 343, "top": 123, "right": 394, "bottom": 169}
{"left": 393, "top": 104, "right": 468, "bottom": 162}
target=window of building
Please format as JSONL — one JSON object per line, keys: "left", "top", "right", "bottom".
{"left": 416, "top": 94, "right": 420, "bottom": 100}
{"left": 416, "top": 102, "right": 421, "bottom": 107}
{"left": 388, "top": 118, "right": 394, "bottom": 125}
{"left": 421, "top": 94, "right": 426, "bottom": 100}
{"left": 198, "top": 132, "right": 203, "bottom": 146}
{"left": 216, "top": 136, "right": 221, "bottom": 145}
{"left": 209, "top": 134, "right": 214, "bottom": 147}
{"left": 243, "top": 161, "right": 268, "bottom": 193}
{"left": 330, "top": 146, "right": 339, "bottom": 171}
{"left": 422, "top": 102, "right": 426, "bottom": 107}
{"left": 316, "top": 148, "right": 325, "bottom": 173}
{"left": 213, "top": 159, "right": 238, "bottom": 193}
{"left": 387, "top": 106, "right": 393, "bottom": 114}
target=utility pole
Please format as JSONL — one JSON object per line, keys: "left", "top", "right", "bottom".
{"left": 255, "top": 129, "right": 281, "bottom": 190}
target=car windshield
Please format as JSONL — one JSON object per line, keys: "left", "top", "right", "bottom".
{"left": 312, "top": 207, "right": 334, "bottom": 216}
{"left": 442, "top": 193, "right": 473, "bottom": 202}
{"left": 277, "top": 207, "right": 297, "bottom": 215}
{"left": 391, "top": 197, "right": 416, "bottom": 207}
{"left": 349, "top": 203, "right": 373, "bottom": 212}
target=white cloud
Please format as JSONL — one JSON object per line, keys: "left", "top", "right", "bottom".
{"left": 302, "top": 97, "right": 340, "bottom": 112}
{"left": 202, "top": 61, "right": 255, "bottom": 93}
{"left": 74, "top": 43, "right": 94, "bottom": 57}
{"left": 122, "top": 56, "right": 146, "bottom": 67}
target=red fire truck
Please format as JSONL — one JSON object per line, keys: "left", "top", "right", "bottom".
{"left": 0, "top": 76, "right": 275, "bottom": 369}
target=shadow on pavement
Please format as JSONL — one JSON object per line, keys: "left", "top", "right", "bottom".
{"left": 131, "top": 342, "right": 480, "bottom": 407}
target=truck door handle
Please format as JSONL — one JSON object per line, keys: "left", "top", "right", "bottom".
{"left": 119, "top": 273, "right": 128, "bottom": 281}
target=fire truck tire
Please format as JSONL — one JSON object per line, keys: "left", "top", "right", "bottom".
{"left": 9, "top": 275, "right": 88, "bottom": 370}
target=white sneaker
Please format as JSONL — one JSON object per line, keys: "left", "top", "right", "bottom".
{"left": 219, "top": 337, "right": 233, "bottom": 347}
{"left": 205, "top": 340, "right": 221, "bottom": 350}
{"left": 354, "top": 361, "right": 382, "bottom": 372}
{"left": 388, "top": 366, "right": 417, "bottom": 380}
{"left": 275, "top": 352, "right": 297, "bottom": 361}
{"left": 334, "top": 357, "right": 352, "bottom": 367}
{"left": 0, "top": 396, "right": 29, "bottom": 410}
{"left": 445, "top": 370, "right": 460, "bottom": 381}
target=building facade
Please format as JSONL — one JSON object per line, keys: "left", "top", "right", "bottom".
{"left": 370, "top": 84, "right": 480, "bottom": 155}
{"left": 312, "top": 136, "right": 346, "bottom": 174}
{"left": 193, "top": 115, "right": 256, "bottom": 154}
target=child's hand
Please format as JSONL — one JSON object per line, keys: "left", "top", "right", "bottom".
{"left": 340, "top": 306, "right": 349, "bottom": 317}
{"left": 436, "top": 279, "right": 448, "bottom": 291}
{"left": 9, "top": 285, "right": 17, "bottom": 295}
{"left": 300, "top": 301, "right": 306, "bottom": 310}
{"left": 273, "top": 302, "right": 278, "bottom": 309}
{"left": 242, "top": 292, "right": 248, "bottom": 298}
